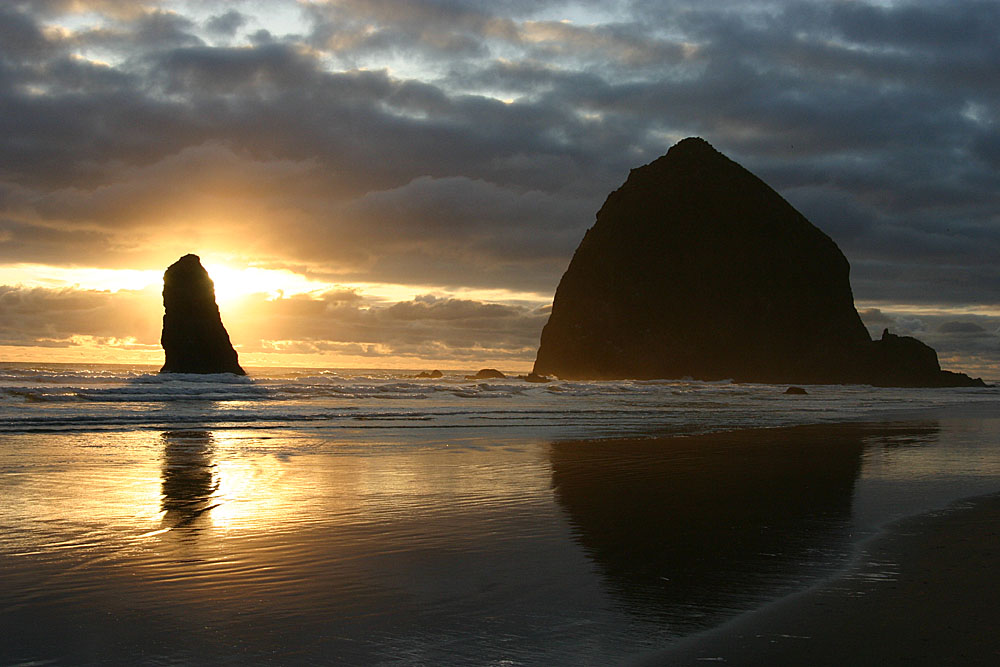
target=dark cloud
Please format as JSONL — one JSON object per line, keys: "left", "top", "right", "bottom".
{"left": 324, "top": 175, "right": 593, "bottom": 284}
{"left": 385, "top": 295, "right": 522, "bottom": 321}
{"left": 205, "top": 10, "right": 248, "bottom": 36}
{"left": 153, "top": 42, "right": 317, "bottom": 93}
{"left": 825, "top": 1, "right": 1000, "bottom": 55}
{"left": 0, "top": 1, "right": 998, "bottom": 371}
{"left": 68, "top": 10, "right": 204, "bottom": 55}
{"left": 0, "top": 219, "right": 114, "bottom": 265}
{"left": 0, "top": 6, "right": 51, "bottom": 61}
{"left": 937, "top": 321, "right": 989, "bottom": 335}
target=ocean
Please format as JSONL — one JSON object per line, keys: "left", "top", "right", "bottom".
{"left": 2, "top": 363, "right": 999, "bottom": 665}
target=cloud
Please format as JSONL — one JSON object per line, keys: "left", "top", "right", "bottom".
{"left": 319, "top": 175, "right": 594, "bottom": 287}
{"left": 858, "top": 308, "right": 896, "bottom": 331}
{"left": 0, "top": 285, "right": 161, "bottom": 346}
{"left": 0, "top": 218, "right": 115, "bottom": 265}
{"left": 227, "top": 290, "right": 550, "bottom": 362}
{"left": 0, "top": 5, "right": 52, "bottom": 61}
{"left": 0, "top": 283, "right": 549, "bottom": 363}
{"left": 205, "top": 10, "right": 248, "bottom": 37}
{"left": 10, "top": 1, "right": 154, "bottom": 21}
{"left": 937, "top": 321, "right": 989, "bottom": 336}
{"left": 1, "top": 0, "right": 999, "bottom": 372}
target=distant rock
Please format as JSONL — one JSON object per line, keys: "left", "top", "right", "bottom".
{"left": 866, "top": 329, "right": 983, "bottom": 387}
{"left": 523, "top": 372, "right": 552, "bottom": 383}
{"left": 784, "top": 386, "right": 808, "bottom": 395}
{"left": 533, "top": 137, "right": 984, "bottom": 388}
{"left": 415, "top": 370, "right": 444, "bottom": 379}
{"left": 466, "top": 368, "right": 506, "bottom": 380}
{"left": 160, "top": 254, "right": 245, "bottom": 375}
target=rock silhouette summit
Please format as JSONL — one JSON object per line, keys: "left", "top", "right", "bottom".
{"left": 160, "top": 254, "right": 245, "bottom": 375}
{"left": 533, "top": 138, "right": 983, "bottom": 387}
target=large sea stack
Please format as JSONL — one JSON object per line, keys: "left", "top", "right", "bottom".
{"left": 533, "top": 138, "right": 983, "bottom": 387}
{"left": 160, "top": 254, "right": 246, "bottom": 375}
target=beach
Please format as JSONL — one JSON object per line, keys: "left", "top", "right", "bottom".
{"left": 1, "top": 366, "right": 999, "bottom": 664}
{"left": 637, "top": 492, "right": 1000, "bottom": 666}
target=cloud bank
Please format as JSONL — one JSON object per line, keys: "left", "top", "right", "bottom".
{"left": 0, "top": 0, "right": 997, "bottom": 372}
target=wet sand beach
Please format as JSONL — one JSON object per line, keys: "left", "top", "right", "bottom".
{"left": 2, "top": 391, "right": 998, "bottom": 665}
{"left": 638, "top": 492, "right": 1000, "bottom": 666}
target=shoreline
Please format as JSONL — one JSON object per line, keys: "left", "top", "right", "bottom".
{"left": 632, "top": 491, "right": 1000, "bottom": 666}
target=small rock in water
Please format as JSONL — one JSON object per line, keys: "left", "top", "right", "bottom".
{"left": 466, "top": 368, "right": 506, "bottom": 380}
{"left": 784, "top": 386, "right": 808, "bottom": 395}
{"left": 415, "top": 370, "right": 444, "bottom": 378}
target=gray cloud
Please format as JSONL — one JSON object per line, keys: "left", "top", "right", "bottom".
{"left": 231, "top": 290, "right": 550, "bottom": 361}
{"left": 0, "top": 1, "right": 998, "bottom": 371}
{"left": 938, "top": 321, "right": 988, "bottom": 335}
{"left": 0, "top": 218, "right": 116, "bottom": 265}
{"left": 205, "top": 10, "right": 248, "bottom": 36}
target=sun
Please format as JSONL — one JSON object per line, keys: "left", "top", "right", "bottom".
{"left": 201, "top": 263, "right": 332, "bottom": 306}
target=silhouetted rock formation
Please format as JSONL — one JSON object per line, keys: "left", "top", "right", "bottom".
{"left": 533, "top": 138, "right": 984, "bottom": 387}
{"left": 784, "top": 386, "right": 808, "bottom": 395}
{"left": 415, "top": 370, "right": 444, "bottom": 379}
{"left": 160, "top": 254, "right": 246, "bottom": 375}
{"left": 866, "top": 329, "right": 978, "bottom": 387}
{"left": 466, "top": 368, "right": 505, "bottom": 379}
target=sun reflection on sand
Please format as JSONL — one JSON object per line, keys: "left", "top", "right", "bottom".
{"left": 209, "top": 437, "right": 291, "bottom": 532}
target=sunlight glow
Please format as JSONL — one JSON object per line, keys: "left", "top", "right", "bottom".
{"left": 0, "top": 264, "right": 162, "bottom": 292}
{"left": 201, "top": 264, "right": 333, "bottom": 306}
{"left": 0, "top": 263, "right": 552, "bottom": 310}
{"left": 0, "top": 262, "right": 337, "bottom": 305}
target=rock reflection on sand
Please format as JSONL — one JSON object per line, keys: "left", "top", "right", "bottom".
{"left": 160, "top": 430, "right": 220, "bottom": 535}
{"left": 550, "top": 424, "right": 939, "bottom": 633}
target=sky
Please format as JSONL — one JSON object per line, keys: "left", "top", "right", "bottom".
{"left": 0, "top": 0, "right": 997, "bottom": 375}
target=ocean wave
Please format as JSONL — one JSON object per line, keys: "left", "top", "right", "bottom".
{"left": 0, "top": 404, "right": 677, "bottom": 434}
{"left": 2, "top": 363, "right": 997, "bottom": 436}
{"left": 0, "top": 369, "right": 146, "bottom": 384}
{"left": 134, "top": 372, "right": 255, "bottom": 384}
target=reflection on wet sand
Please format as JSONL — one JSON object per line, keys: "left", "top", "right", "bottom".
{"left": 550, "top": 423, "right": 939, "bottom": 634}
{"left": 161, "top": 430, "right": 220, "bottom": 535}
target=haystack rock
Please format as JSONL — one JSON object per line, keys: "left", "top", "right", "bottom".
{"left": 533, "top": 138, "right": 984, "bottom": 387}
{"left": 160, "top": 254, "right": 246, "bottom": 375}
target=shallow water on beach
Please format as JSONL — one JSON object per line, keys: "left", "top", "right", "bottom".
{"left": 1, "top": 365, "right": 999, "bottom": 665}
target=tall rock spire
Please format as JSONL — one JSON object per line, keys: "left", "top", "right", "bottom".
{"left": 159, "top": 254, "right": 246, "bottom": 375}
